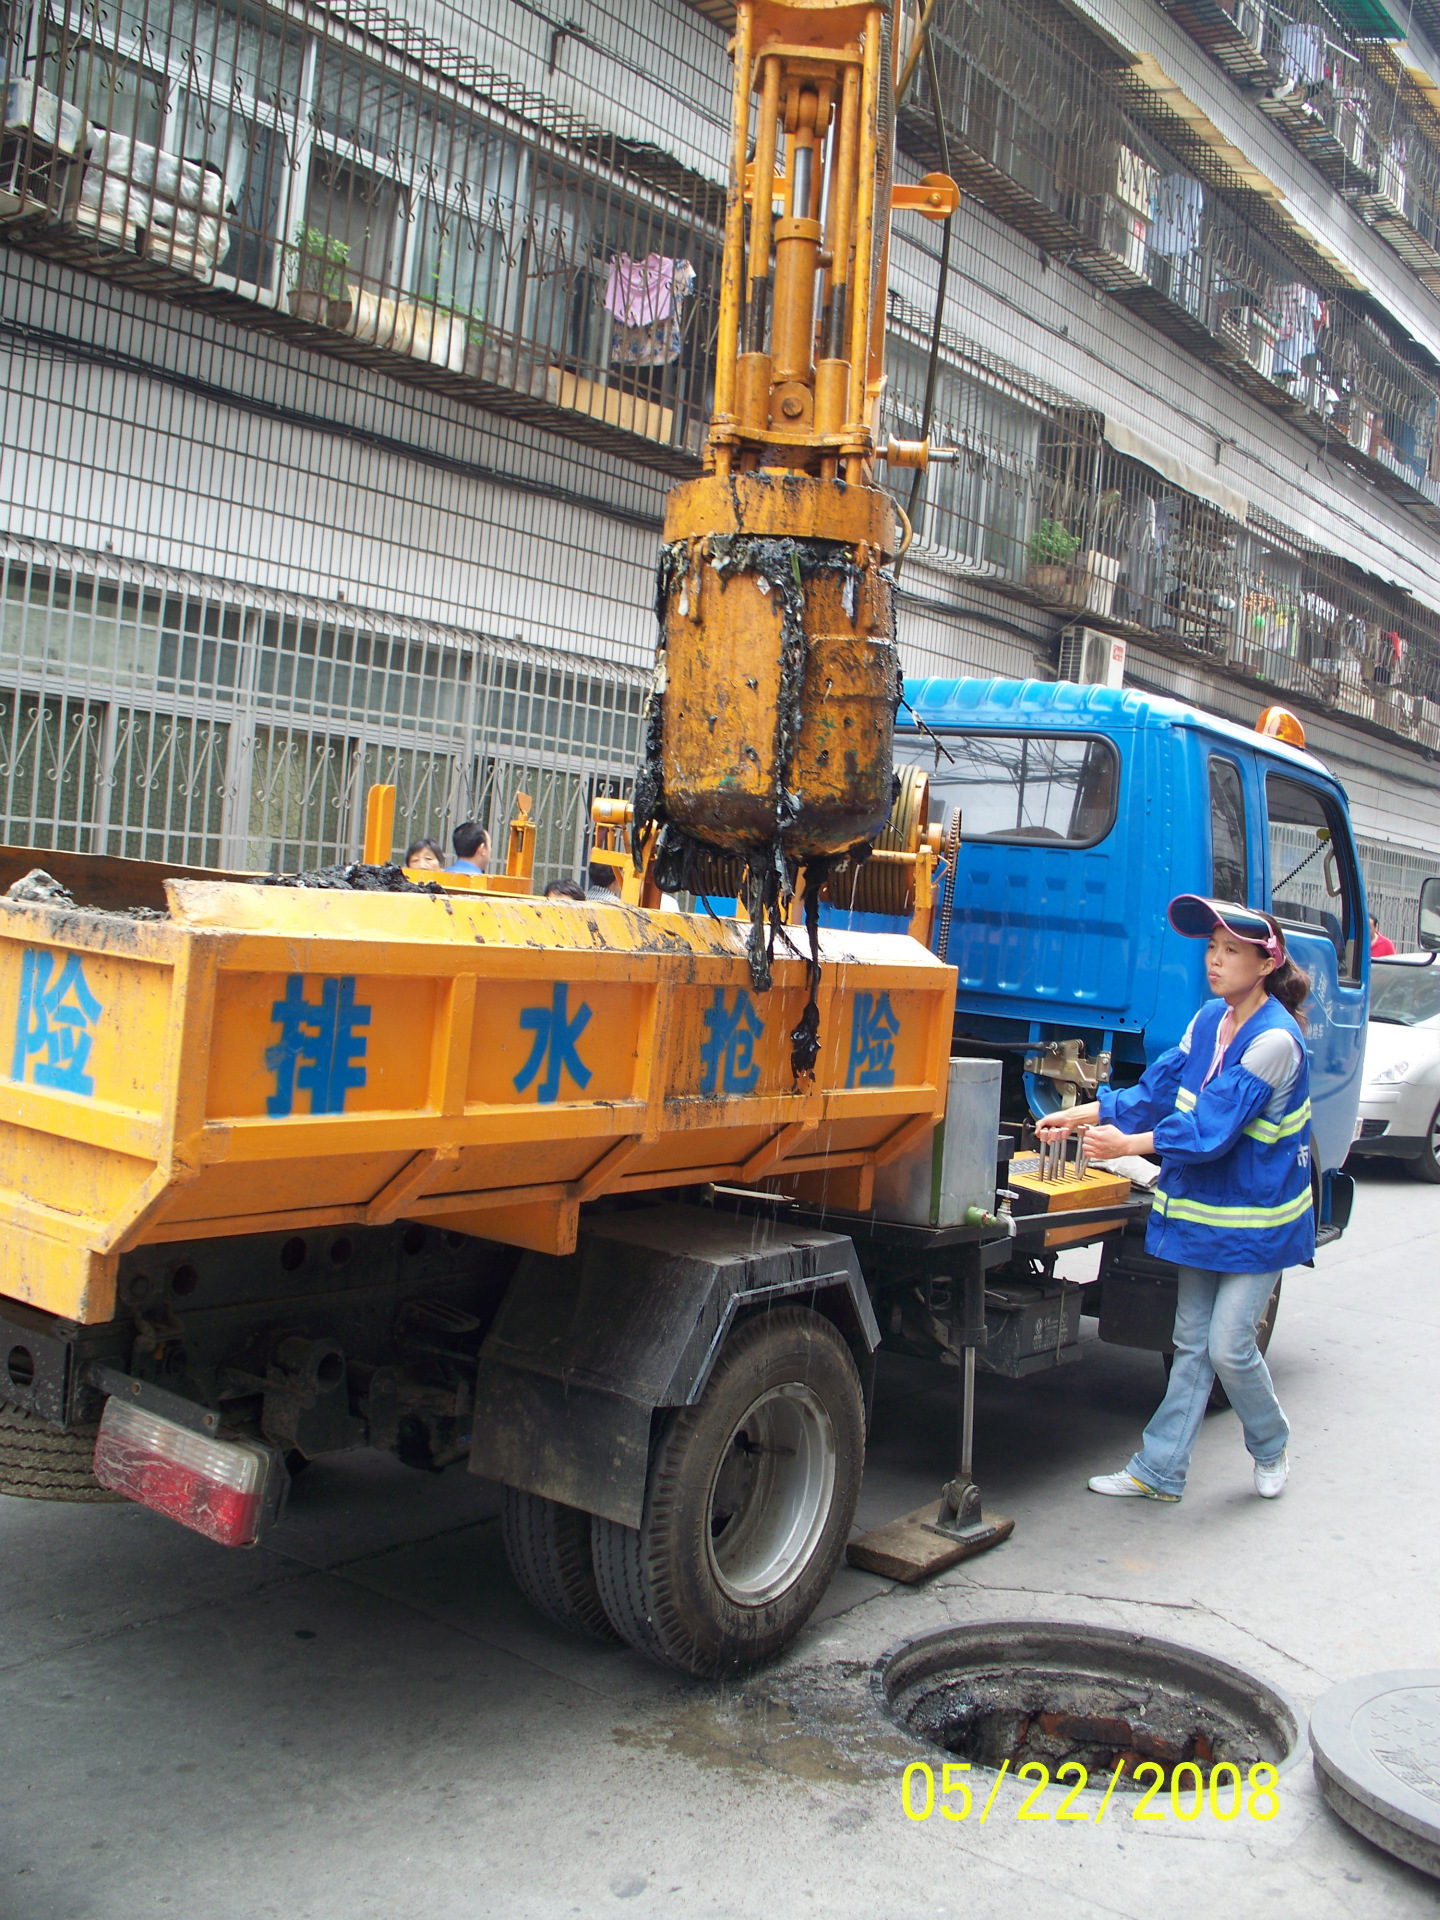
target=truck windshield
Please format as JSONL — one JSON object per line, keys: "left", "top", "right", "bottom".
{"left": 922, "top": 733, "right": 1118, "bottom": 846}
{"left": 1368, "top": 962, "right": 1440, "bottom": 1027}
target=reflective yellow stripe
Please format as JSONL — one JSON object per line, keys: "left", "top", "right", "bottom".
{"left": 1173, "top": 1084, "right": 1310, "bottom": 1143}
{"left": 1243, "top": 1098, "right": 1312, "bottom": 1145}
{"left": 1153, "top": 1186, "right": 1313, "bottom": 1230}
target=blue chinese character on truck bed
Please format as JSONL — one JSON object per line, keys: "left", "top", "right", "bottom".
{"left": 699, "top": 987, "right": 763, "bottom": 1096}
{"left": 513, "top": 981, "right": 592, "bottom": 1104}
{"left": 265, "top": 976, "right": 371, "bottom": 1117}
{"left": 847, "top": 990, "right": 900, "bottom": 1088}
{"left": 11, "top": 949, "right": 103, "bottom": 1096}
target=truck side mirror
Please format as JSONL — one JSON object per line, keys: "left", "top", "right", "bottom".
{"left": 1419, "top": 876, "right": 1440, "bottom": 952}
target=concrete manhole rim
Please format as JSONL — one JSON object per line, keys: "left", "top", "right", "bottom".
{"left": 871, "top": 1618, "right": 1309, "bottom": 1787}
{"left": 1309, "top": 1668, "right": 1440, "bottom": 1878}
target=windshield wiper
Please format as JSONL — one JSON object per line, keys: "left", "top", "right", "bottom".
{"left": 1368, "top": 1015, "right": 1411, "bottom": 1025}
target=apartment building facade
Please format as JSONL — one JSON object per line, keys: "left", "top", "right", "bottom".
{"left": 0, "top": 0, "right": 1435, "bottom": 927}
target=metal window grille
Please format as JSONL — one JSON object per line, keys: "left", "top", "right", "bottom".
{"left": 0, "top": 0, "right": 724, "bottom": 472}
{"left": 895, "top": 0, "right": 1440, "bottom": 506}
{"left": 1356, "top": 835, "right": 1439, "bottom": 950}
{"left": 0, "top": 536, "right": 649, "bottom": 880}
{"left": 881, "top": 304, "right": 1440, "bottom": 728}
{"left": 1158, "top": 0, "right": 1440, "bottom": 259}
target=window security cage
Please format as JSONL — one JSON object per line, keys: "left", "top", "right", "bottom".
{"left": 0, "top": 0, "right": 725, "bottom": 473}
{"left": 0, "top": 537, "right": 649, "bottom": 880}
{"left": 895, "top": 0, "right": 1440, "bottom": 511}
{"left": 881, "top": 302, "right": 1440, "bottom": 737}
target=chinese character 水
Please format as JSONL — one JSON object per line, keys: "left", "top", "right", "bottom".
{"left": 265, "top": 975, "right": 371, "bottom": 1117}
{"left": 513, "top": 981, "right": 593, "bottom": 1104}
{"left": 847, "top": 990, "right": 900, "bottom": 1088}
{"left": 699, "top": 986, "right": 764, "bottom": 1096}
{"left": 11, "top": 948, "right": 104, "bottom": 1096}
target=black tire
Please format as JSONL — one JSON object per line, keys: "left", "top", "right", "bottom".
{"left": 1405, "top": 1102, "right": 1440, "bottom": 1184}
{"left": 591, "top": 1306, "right": 864, "bottom": 1679}
{"left": 500, "top": 1487, "right": 621, "bottom": 1644}
{"left": 0, "top": 1403, "right": 122, "bottom": 1503}
{"left": 1163, "top": 1279, "right": 1282, "bottom": 1412}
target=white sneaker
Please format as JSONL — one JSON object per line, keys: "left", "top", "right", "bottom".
{"left": 1254, "top": 1451, "right": 1289, "bottom": 1499}
{"left": 1087, "top": 1470, "right": 1180, "bottom": 1502}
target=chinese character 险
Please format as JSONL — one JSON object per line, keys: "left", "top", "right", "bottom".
{"left": 265, "top": 975, "right": 371, "bottom": 1117}
{"left": 699, "top": 986, "right": 763, "bottom": 1096}
{"left": 847, "top": 990, "right": 900, "bottom": 1088}
{"left": 513, "top": 981, "right": 592, "bottom": 1104}
{"left": 11, "top": 948, "right": 104, "bottom": 1096}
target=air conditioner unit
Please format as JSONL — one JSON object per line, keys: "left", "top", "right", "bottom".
{"left": 1234, "top": 0, "right": 1266, "bottom": 51}
{"left": 1058, "top": 626, "right": 1127, "bottom": 688}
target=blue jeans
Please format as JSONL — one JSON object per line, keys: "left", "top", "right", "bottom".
{"left": 1128, "top": 1268, "right": 1289, "bottom": 1498}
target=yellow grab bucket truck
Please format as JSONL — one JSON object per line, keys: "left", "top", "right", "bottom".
{"left": 0, "top": 0, "right": 1131, "bottom": 1672}
{"left": 0, "top": 868, "right": 1011, "bottom": 1672}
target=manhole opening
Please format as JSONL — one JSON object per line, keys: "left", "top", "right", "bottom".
{"left": 880, "top": 1624, "right": 1301, "bottom": 1794}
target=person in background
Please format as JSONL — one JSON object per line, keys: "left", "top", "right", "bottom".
{"left": 1370, "top": 913, "right": 1396, "bottom": 957}
{"left": 586, "top": 861, "right": 623, "bottom": 905}
{"left": 544, "top": 878, "right": 587, "bottom": 902}
{"left": 1037, "top": 896, "right": 1314, "bottom": 1505}
{"left": 450, "top": 822, "right": 490, "bottom": 874}
{"left": 404, "top": 837, "right": 444, "bottom": 872}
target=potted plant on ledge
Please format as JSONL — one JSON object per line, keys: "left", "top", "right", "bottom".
{"left": 288, "top": 224, "right": 352, "bottom": 328}
{"left": 1026, "top": 519, "right": 1082, "bottom": 602}
{"left": 1026, "top": 517, "right": 1123, "bottom": 616}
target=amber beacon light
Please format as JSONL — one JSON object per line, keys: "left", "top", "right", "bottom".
{"left": 633, "top": 0, "right": 958, "bottom": 1054}
{"left": 1255, "top": 706, "right": 1307, "bottom": 749}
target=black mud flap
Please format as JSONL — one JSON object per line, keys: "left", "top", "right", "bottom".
{"left": 1096, "top": 1226, "right": 1180, "bottom": 1352}
{"left": 468, "top": 1204, "right": 878, "bottom": 1528}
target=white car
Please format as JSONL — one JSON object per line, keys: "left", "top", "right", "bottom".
{"left": 1348, "top": 955, "right": 1440, "bottom": 1183}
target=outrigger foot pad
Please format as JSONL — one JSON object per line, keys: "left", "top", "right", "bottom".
{"left": 846, "top": 1501, "right": 1014, "bottom": 1584}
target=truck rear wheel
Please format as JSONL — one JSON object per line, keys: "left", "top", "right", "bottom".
{"left": 500, "top": 1488, "right": 621, "bottom": 1643}
{"left": 591, "top": 1306, "right": 864, "bottom": 1678}
{"left": 0, "top": 1404, "right": 122, "bottom": 1503}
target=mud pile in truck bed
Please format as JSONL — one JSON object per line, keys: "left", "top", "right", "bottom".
{"left": 4, "top": 861, "right": 444, "bottom": 917}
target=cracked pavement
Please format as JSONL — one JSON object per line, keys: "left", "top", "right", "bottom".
{"left": 0, "top": 1163, "right": 1435, "bottom": 1918}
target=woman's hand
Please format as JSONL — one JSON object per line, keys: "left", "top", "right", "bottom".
{"left": 1080, "top": 1124, "right": 1147, "bottom": 1161}
{"left": 1034, "top": 1101, "right": 1099, "bottom": 1140}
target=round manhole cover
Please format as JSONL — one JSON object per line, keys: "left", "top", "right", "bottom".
{"left": 877, "top": 1621, "right": 1304, "bottom": 1791}
{"left": 1310, "top": 1671, "right": 1440, "bottom": 1879}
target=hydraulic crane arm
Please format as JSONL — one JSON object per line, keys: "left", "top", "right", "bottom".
{"left": 634, "top": 0, "right": 956, "bottom": 1047}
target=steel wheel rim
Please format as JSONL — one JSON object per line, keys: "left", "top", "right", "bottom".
{"left": 706, "top": 1383, "right": 837, "bottom": 1606}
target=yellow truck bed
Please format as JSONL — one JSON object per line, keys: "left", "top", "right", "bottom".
{"left": 0, "top": 882, "right": 955, "bottom": 1324}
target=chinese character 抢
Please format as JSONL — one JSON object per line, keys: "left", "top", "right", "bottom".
{"left": 513, "top": 981, "right": 592, "bottom": 1104}
{"left": 265, "top": 975, "right": 371, "bottom": 1117}
{"left": 699, "top": 987, "right": 763, "bottom": 1096}
{"left": 11, "top": 948, "right": 104, "bottom": 1096}
{"left": 847, "top": 990, "right": 900, "bottom": 1088}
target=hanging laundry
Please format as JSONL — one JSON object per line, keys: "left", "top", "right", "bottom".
{"left": 1278, "top": 22, "right": 1325, "bottom": 86}
{"left": 1374, "top": 629, "right": 1405, "bottom": 686}
{"left": 605, "top": 254, "right": 696, "bottom": 367}
{"left": 1151, "top": 174, "right": 1204, "bottom": 257}
{"left": 1273, "top": 284, "right": 1326, "bottom": 381}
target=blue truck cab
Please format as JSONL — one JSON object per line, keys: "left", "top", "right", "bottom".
{"left": 827, "top": 677, "right": 1369, "bottom": 1198}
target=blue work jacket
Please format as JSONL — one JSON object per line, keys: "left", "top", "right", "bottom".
{"left": 1098, "top": 994, "right": 1316, "bottom": 1274}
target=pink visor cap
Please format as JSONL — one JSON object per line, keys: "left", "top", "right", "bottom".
{"left": 1168, "top": 895, "right": 1284, "bottom": 962}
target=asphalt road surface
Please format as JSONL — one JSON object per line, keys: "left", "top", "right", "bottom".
{"left": 1, "top": 1162, "right": 1435, "bottom": 1919}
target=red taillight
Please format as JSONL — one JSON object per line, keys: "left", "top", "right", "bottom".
{"left": 93, "top": 1398, "right": 281, "bottom": 1547}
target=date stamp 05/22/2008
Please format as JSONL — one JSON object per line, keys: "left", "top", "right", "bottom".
{"left": 900, "top": 1759, "right": 1282, "bottom": 1825}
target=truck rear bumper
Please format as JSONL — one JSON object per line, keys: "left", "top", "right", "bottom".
{"left": 0, "top": 1297, "right": 122, "bottom": 1427}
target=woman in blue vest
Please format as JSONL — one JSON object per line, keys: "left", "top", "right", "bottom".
{"left": 1036, "top": 896, "right": 1314, "bottom": 1502}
